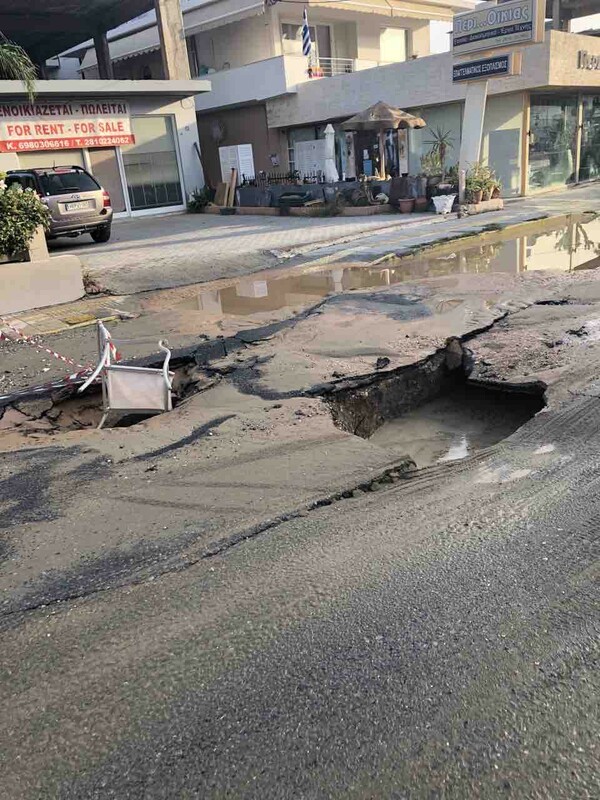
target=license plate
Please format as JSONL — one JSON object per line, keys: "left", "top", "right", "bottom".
{"left": 65, "top": 200, "right": 92, "bottom": 211}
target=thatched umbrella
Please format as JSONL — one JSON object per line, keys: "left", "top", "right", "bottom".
{"left": 341, "top": 101, "right": 426, "bottom": 179}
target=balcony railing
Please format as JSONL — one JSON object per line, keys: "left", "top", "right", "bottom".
{"left": 309, "top": 58, "right": 355, "bottom": 78}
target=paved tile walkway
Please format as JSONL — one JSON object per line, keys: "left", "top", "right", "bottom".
{"left": 5, "top": 183, "right": 598, "bottom": 341}
{"left": 49, "top": 211, "right": 437, "bottom": 294}
{"left": 48, "top": 184, "right": 599, "bottom": 296}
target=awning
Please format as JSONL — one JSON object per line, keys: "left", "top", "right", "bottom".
{"left": 309, "top": 0, "right": 473, "bottom": 22}
{"left": 81, "top": 0, "right": 265, "bottom": 70}
{"left": 80, "top": 26, "right": 162, "bottom": 70}
{"left": 184, "top": 0, "right": 264, "bottom": 34}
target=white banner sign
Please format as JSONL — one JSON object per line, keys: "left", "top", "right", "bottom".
{"left": 0, "top": 100, "right": 134, "bottom": 153}
{"left": 452, "top": 0, "right": 543, "bottom": 57}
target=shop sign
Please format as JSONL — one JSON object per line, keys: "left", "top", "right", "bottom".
{"left": 0, "top": 100, "right": 135, "bottom": 153}
{"left": 452, "top": 0, "right": 543, "bottom": 57}
{"left": 578, "top": 50, "right": 600, "bottom": 71}
{"left": 453, "top": 54, "right": 513, "bottom": 82}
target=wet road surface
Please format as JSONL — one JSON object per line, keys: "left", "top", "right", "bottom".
{"left": 1, "top": 396, "right": 599, "bottom": 798}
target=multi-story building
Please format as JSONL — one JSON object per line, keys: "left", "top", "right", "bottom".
{"left": 0, "top": 0, "right": 209, "bottom": 219}
{"left": 72, "top": 0, "right": 475, "bottom": 184}
{"left": 6, "top": 0, "right": 600, "bottom": 203}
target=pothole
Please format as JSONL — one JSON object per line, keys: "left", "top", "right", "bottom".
{"left": 326, "top": 340, "right": 545, "bottom": 468}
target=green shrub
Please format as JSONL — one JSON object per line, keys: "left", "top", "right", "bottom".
{"left": 187, "top": 186, "right": 212, "bottom": 213}
{"left": 0, "top": 182, "right": 50, "bottom": 258}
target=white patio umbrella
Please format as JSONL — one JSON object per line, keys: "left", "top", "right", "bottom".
{"left": 323, "top": 123, "right": 339, "bottom": 183}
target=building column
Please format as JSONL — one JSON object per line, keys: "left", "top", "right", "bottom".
{"left": 93, "top": 31, "right": 114, "bottom": 79}
{"left": 458, "top": 81, "right": 488, "bottom": 202}
{"left": 154, "top": 0, "right": 191, "bottom": 80}
{"left": 551, "top": 0, "right": 570, "bottom": 31}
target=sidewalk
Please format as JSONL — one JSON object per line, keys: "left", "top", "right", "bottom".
{"left": 0, "top": 183, "right": 597, "bottom": 398}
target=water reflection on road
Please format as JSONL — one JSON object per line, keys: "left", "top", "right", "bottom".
{"left": 166, "top": 214, "right": 599, "bottom": 322}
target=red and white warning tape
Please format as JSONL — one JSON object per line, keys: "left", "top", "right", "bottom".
{"left": 0, "top": 317, "right": 126, "bottom": 405}
{"left": 0, "top": 316, "right": 97, "bottom": 404}
{"left": 0, "top": 317, "right": 90, "bottom": 370}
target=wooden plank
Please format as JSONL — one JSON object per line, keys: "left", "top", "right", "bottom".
{"left": 214, "top": 182, "right": 228, "bottom": 206}
{"left": 227, "top": 168, "right": 238, "bottom": 207}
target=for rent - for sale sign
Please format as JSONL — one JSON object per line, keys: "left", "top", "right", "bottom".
{"left": 0, "top": 100, "right": 135, "bottom": 153}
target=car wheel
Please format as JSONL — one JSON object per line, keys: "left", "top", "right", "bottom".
{"left": 91, "top": 225, "right": 111, "bottom": 244}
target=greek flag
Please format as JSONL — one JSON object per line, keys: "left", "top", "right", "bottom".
{"left": 302, "top": 8, "right": 312, "bottom": 57}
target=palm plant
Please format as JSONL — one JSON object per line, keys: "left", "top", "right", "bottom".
{"left": 424, "top": 127, "right": 454, "bottom": 181}
{"left": 0, "top": 33, "right": 36, "bottom": 99}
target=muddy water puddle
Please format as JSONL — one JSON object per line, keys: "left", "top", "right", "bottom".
{"left": 369, "top": 384, "right": 543, "bottom": 468}
{"left": 168, "top": 214, "right": 599, "bottom": 323}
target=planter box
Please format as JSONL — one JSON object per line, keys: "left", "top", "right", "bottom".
{"left": 0, "top": 255, "right": 84, "bottom": 315}
{"left": 341, "top": 204, "right": 393, "bottom": 216}
{"left": 463, "top": 198, "right": 504, "bottom": 215}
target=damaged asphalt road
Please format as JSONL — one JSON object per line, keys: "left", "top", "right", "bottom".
{"left": 2, "top": 216, "right": 600, "bottom": 798}
{"left": 2, "top": 396, "right": 600, "bottom": 799}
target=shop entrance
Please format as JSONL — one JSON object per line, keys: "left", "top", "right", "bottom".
{"left": 88, "top": 148, "right": 127, "bottom": 213}
{"left": 528, "top": 94, "right": 600, "bottom": 192}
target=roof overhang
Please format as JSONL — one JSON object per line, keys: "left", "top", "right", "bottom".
{"left": 0, "top": 79, "right": 211, "bottom": 99}
{"left": 79, "top": 0, "right": 265, "bottom": 70}
{"left": 310, "top": 0, "right": 475, "bottom": 21}
{"left": 0, "top": 0, "right": 155, "bottom": 61}
{"left": 545, "top": 0, "right": 600, "bottom": 21}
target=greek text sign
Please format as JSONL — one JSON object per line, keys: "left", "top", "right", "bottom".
{"left": 453, "top": 54, "right": 512, "bottom": 82}
{"left": 578, "top": 50, "right": 600, "bottom": 71}
{"left": 0, "top": 101, "right": 135, "bottom": 153}
{"left": 452, "top": 0, "right": 543, "bottom": 56}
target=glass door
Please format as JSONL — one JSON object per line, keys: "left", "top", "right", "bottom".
{"left": 579, "top": 95, "right": 600, "bottom": 183}
{"left": 88, "top": 147, "right": 127, "bottom": 212}
{"left": 120, "top": 116, "right": 183, "bottom": 211}
{"left": 528, "top": 95, "right": 578, "bottom": 191}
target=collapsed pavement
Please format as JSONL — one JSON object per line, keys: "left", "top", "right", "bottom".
{"left": 2, "top": 207, "right": 600, "bottom": 797}
{"left": 3, "top": 235, "right": 600, "bottom": 610}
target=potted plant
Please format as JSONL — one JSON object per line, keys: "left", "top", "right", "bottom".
{"left": 420, "top": 150, "right": 442, "bottom": 190}
{"left": 481, "top": 165, "right": 495, "bottom": 201}
{"left": 465, "top": 172, "right": 481, "bottom": 204}
{"left": 0, "top": 181, "right": 50, "bottom": 262}
{"left": 467, "top": 163, "right": 497, "bottom": 202}
{"left": 398, "top": 197, "right": 415, "bottom": 213}
{"left": 424, "top": 127, "right": 455, "bottom": 182}
{"left": 491, "top": 180, "right": 502, "bottom": 199}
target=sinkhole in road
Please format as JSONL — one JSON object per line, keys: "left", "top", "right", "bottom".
{"left": 326, "top": 342, "right": 545, "bottom": 468}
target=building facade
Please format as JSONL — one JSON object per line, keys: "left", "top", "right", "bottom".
{"left": 0, "top": 82, "right": 209, "bottom": 217}
{"left": 0, "top": 0, "right": 210, "bottom": 218}
{"left": 263, "top": 29, "right": 600, "bottom": 196}
{"left": 73, "top": 0, "right": 474, "bottom": 186}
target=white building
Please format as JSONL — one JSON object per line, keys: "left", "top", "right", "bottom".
{"left": 0, "top": 0, "right": 210, "bottom": 218}
{"left": 25, "top": 0, "right": 600, "bottom": 199}
{"left": 72, "top": 0, "right": 475, "bottom": 185}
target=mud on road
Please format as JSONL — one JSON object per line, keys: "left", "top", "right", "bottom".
{"left": 1, "top": 210, "right": 600, "bottom": 798}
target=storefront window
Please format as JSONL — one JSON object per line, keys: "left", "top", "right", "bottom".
{"left": 121, "top": 116, "right": 183, "bottom": 210}
{"left": 528, "top": 95, "right": 578, "bottom": 191}
{"left": 579, "top": 95, "right": 600, "bottom": 183}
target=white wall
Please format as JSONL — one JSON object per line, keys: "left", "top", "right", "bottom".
{"left": 272, "top": 3, "right": 430, "bottom": 63}
{"left": 194, "top": 55, "right": 306, "bottom": 112}
{"left": 265, "top": 35, "right": 560, "bottom": 131}
{"left": 481, "top": 93, "right": 525, "bottom": 197}
{"left": 127, "top": 95, "right": 204, "bottom": 195}
{"left": 192, "top": 13, "right": 274, "bottom": 72}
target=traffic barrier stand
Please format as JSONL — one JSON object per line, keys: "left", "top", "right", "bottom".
{"left": 78, "top": 321, "right": 172, "bottom": 429}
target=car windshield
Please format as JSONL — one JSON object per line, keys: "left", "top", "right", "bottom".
{"left": 37, "top": 170, "right": 99, "bottom": 196}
